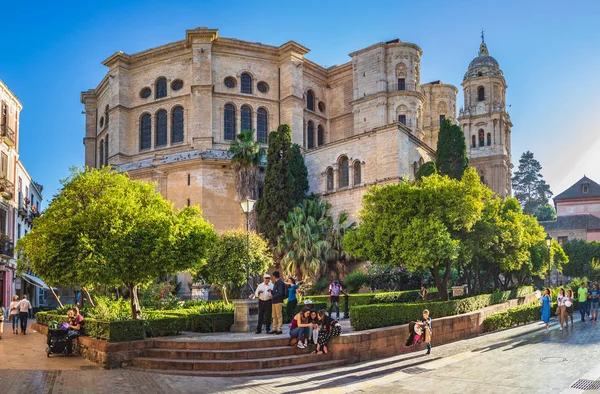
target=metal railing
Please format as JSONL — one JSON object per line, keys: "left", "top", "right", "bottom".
{"left": 1, "top": 124, "right": 15, "bottom": 145}
{"left": 387, "top": 83, "right": 419, "bottom": 93}
{"left": 0, "top": 177, "right": 14, "bottom": 200}
{"left": 0, "top": 237, "right": 14, "bottom": 258}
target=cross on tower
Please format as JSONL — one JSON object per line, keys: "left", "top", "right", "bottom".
{"left": 481, "top": 29, "right": 485, "bottom": 43}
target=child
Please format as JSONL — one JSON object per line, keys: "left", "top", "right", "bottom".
{"left": 420, "top": 309, "right": 432, "bottom": 355}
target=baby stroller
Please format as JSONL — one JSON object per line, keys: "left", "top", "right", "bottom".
{"left": 46, "top": 322, "right": 73, "bottom": 357}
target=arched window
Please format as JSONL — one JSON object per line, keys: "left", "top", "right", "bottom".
{"left": 317, "top": 125, "right": 324, "bottom": 146}
{"left": 224, "top": 104, "right": 236, "bottom": 140}
{"left": 326, "top": 168, "right": 334, "bottom": 191}
{"left": 241, "top": 73, "right": 252, "bottom": 94}
{"left": 339, "top": 156, "right": 349, "bottom": 188}
{"left": 307, "top": 121, "right": 314, "bottom": 149}
{"left": 105, "top": 134, "right": 109, "bottom": 164}
{"left": 155, "top": 109, "right": 168, "bottom": 147}
{"left": 156, "top": 77, "right": 167, "bottom": 99}
{"left": 353, "top": 161, "right": 361, "bottom": 186}
{"left": 140, "top": 113, "right": 151, "bottom": 150}
{"left": 486, "top": 132, "right": 491, "bottom": 146}
{"left": 105, "top": 105, "right": 109, "bottom": 127}
{"left": 306, "top": 90, "right": 315, "bottom": 111}
{"left": 477, "top": 86, "right": 485, "bottom": 102}
{"left": 241, "top": 105, "right": 252, "bottom": 131}
{"left": 99, "top": 139, "right": 104, "bottom": 167}
{"left": 471, "top": 135, "right": 476, "bottom": 148}
{"left": 257, "top": 108, "right": 268, "bottom": 143}
{"left": 171, "top": 106, "right": 184, "bottom": 143}
{"left": 478, "top": 129, "right": 485, "bottom": 147}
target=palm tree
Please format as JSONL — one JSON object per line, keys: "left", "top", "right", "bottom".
{"left": 327, "top": 211, "right": 356, "bottom": 276}
{"left": 277, "top": 199, "right": 333, "bottom": 280}
{"left": 228, "top": 129, "right": 265, "bottom": 231}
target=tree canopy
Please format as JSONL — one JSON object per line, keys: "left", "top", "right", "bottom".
{"left": 257, "top": 124, "right": 295, "bottom": 247}
{"left": 289, "top": 143, "right": 309, "bottom": 205}
{"left": 512, "top": 151, "right": 553, "bottom": 217}
{"left": 195, "top": 229, "right": 272, "bottom": 304}
{"left": 16, "top": 167, "right": 216, "bottom": 319}
{"left": 435, "top": 119, "right": 469, "bottom": 180}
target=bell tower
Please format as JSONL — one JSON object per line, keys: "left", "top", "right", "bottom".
{"left": 458, "top": 34, "right": 512, "bottom": 197}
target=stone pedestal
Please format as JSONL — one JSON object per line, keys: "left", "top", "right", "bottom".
{"left": 230, "top": 299, "right": 259, "bottom": 333}
{"left": 191, "top": 283, "right": 211, "bottom": 300}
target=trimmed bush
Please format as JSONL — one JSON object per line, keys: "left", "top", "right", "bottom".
{"left": 350, "top": 286, "right": 534, "bottom": 331}
{"left": 343, "top": 270, "right": 369, "bottom": 293}
{"left": 309, "top": 290, "right": 422, "bottom": 309}
{"left": 482, "top": 304, "right": 539, "bottom": 332}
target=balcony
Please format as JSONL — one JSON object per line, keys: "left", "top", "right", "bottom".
{"left": 0, "top": 237, "right": 14, "bottom": 259}
{"left": 1, "top": 124, "right": 15, "bottom": 146}
{"left": 387, "top": 83, "right": 419, "bottom": 93}
{"left": 0, "top": 177, "right": 14, "bottom": 200}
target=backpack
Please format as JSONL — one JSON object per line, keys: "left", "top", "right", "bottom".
{"left": 331, "top": 283, "right": 341, "bottom": 297}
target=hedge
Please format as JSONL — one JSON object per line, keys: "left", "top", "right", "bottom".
{"left": 350, "top": 286, "right": 534, "bottom": 331}
{"left": 283, "top": 302, "right": 327, "bottom": 324}
{"left": 36, "top": 311, "right": 233, "bottom": 342}
{"left": 308, "top": 290, "right": 422, "bottom": 308}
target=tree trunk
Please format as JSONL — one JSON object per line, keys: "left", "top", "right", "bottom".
{"left": 222, "top": 285, "right": 229, "bottom": 305}
{"left": 127, "top": 283, "right": 141, "bottom": 320}
{"left": 49, "top": 286, "right": 63, "bottom": 309}
{"left": 83, "top": 288, "right": 95, "bottom": 307}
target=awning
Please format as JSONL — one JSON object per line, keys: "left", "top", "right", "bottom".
{"left": 21, "top": 273, "right": 50, "bottom": 290}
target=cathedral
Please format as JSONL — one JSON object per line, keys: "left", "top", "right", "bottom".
{"left": 81, "top": 27, "right": 512, "bottom": 231}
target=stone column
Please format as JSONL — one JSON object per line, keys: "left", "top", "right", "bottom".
{"left": 230, "top": 299, "right": 259, "bottom": 333}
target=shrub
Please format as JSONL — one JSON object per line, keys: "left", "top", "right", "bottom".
{"left": 139, "top": 282, "right": 181, "bottom": 310}
{"left": 482, "top": 301, "right": 560, "bottom": 333}
{"left": 350, "top": 286, "right": 534, "bottom": 331}
{"left": 308, "top": 290, "right": 423, "bottom": 308}
{"left": 566, "top": 277, "right": 589, "bottom": 294}
{"left": 86, "top": 296, "right": 132, "bottom": 321}
{"left": 369, "top": 289, "right": 438, "bottom": 304}
{"left": 343, "top": 270, "right": 369, "bottom": 293}
{"left": 307, "top": 279, "right": 329, "bottom": 295}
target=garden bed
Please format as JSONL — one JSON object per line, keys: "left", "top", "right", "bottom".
{"left": 350, "top": 286, "right": 533, "bottom": 331}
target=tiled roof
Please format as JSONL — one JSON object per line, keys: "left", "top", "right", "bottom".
{"left": 540, "top": 214, "right": 600, "bottom": 231}
{"left": 554, "top": 176, "right": 600, "bottom": 200}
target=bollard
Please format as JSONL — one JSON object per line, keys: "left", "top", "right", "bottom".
{"left": 343, "top": 294, "right": 350, "bottom": 320}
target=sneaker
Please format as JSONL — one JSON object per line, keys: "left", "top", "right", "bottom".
{"left": 255, "top": 331, "right": 261, "bottom": 334}
{"left": 560, "top": 326, "right": 563, "bottom": 331}
{"left": 425, "top": 350, "right": 431, "bottom": 355}
{"left": 297, "top": 342, "right": 306, "bottom": 349}
{"left": 276, "top": 331, "right": 283, "bottom": 335}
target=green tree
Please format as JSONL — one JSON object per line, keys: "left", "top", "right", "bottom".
{"left": 435, "top": 119, "right": 469, "bottom": 180}
{"left": 327, "top": 211, "right": 356, "bottom": 276}
{"left": 512, "top": 151, "right": 553, "bottom": 215}
{"left": 289, "top": 143, "right": 309, "bottom": 205}
{"left": 196, "top": 229, "right": 272, "bottom": 304}
{"left": 229, "top": 129, "right": 265, "bottom": 231}
{"left": 345, "top": 168, "right": 489, "bottom": 300}
{"left": 562, "top": 239, "right": 600, "bottom": 277}
{"left": 257, "top": 124, "right": 295, "bottom": 246}
{"left": 534, "top": 203, "right": 557, "bottom": 222}
{"left": 277, "top": 199, "right": 333, "bottom": 280}
{"left": 415, "top": 161, "right": 437, "bottom": 181}
{"left": 16, "top": 167, "right": 216, "bottom": 319}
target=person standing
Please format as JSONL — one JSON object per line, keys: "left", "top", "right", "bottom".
{"left": 18, "top": 295, "right": 31, "bottom": 335}
{"left": 328, "top": 280, "right": 343, "bottom": 320}
{"left": 590, "top": 284, "right": 600, "bottom": 321}
{"left": 556, "top": 288, "right": 567, "bottom": 331}
{"left": 566, "top": 289, "right": 575, "bottom": 328}
{"left": 578, "top": 282, "right": 588, "bottom": 322}
{"left": 254, "top": 274, "right": 273, "bottom": 334}
{"left": 417, "top": 284, "right": 428, "bottom": 301}
{"left": 286, "top": 278, "right": 299, "bottom": 322}
{"left": 587, "top": 282, "right": 593, "bottom": 319}
{"left": 540, "top": 288, "right": 551, "bottom": 331}
{"left": 9, "top": 295, "right": 20, "bottom": 334}
{"left": 270, "top": 271, "right": 285, "bottom": 335}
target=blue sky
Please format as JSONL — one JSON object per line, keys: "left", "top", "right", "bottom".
{"left": 2, "top": 0, "right": 600, "bottom": 204}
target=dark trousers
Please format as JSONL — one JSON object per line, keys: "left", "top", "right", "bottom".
{"left": 286, "top": 299, "right": 297, "bottom": 323}
{"left": 257, "top": 300, "right": 272, "bottom": 332}
{"left": 329, "top": 296, "right": 340, "bottom": 319}
{"left": 580, "top": 301, "right": 587, "bottom": 320}
{"left": 19, "top": 312, "right": 28, "bottom": 333}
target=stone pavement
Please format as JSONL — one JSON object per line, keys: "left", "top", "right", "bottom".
{"left": 2, "top": 318, "right": 600, "bottom": 393}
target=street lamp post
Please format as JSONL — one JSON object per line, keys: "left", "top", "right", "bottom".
{"left": 545, "top": 234, "right": 552, "bottom": 288}
{"left": 240, "top": 197, "right": 256, "bottom": 298}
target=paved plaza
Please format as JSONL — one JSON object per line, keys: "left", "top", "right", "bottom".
{"left": 1, "top": 319, "right": 600, "bottom": 393}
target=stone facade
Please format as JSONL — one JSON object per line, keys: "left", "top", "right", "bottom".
{"left": 458, "top": 38, "right": 512, "bottom": 198}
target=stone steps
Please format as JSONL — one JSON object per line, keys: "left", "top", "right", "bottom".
{"left": 142, "top": 345, "right": 303, "bottom": 360}
{"left": 127, "top": 359, "right": 348, "bottom": 377}
{"left": 152, "top": 337, "right": 290, "bottom": 350}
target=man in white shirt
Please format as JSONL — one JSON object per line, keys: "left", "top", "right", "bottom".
{"left": 255, "top": 274, "right": 274, "bottom": 334}
{"left": 18, "top": 295, "right": 32, "bottom": 335}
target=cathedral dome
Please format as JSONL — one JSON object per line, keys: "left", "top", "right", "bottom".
{"left": 464, "top": 41, "right": 503, "bottom": 80}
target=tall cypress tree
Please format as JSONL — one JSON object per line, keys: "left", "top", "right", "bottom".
{"left": 289, "top": 143, "right": 309, "bottom": 204}
{"left": 257, "top": 124, "right": 295, "bottom": 246}
{"left": 512, "top": 151, "right": 553, "bottom": 215}
{"left": 436, "top": 119, "right": 469, "bottom": 179}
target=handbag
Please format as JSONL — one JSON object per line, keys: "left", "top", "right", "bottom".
{"left": 290, "top": 338, "right": 298, "bottom": 347}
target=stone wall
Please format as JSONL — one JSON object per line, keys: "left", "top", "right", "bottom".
{"left": 327, "top": 292, "right": 537, "bottom": 363}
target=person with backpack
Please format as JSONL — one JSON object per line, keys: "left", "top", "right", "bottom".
{"left": 329, "top": 280, "right": 343, "bottom": 320}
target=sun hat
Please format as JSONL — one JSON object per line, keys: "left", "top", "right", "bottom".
{"left": 263, "top": 274, "right": 271, "bottom": 279}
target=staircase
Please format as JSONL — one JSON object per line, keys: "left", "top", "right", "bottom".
{"left": 126, "top": 336, "right": 347, "bottom": 377}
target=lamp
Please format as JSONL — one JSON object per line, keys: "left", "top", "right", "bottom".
{"left": 240, "top": 198, "right": 257, "bottom": 298}
{"left": 545, "top": 234, "right": 552, "bottom": 287}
